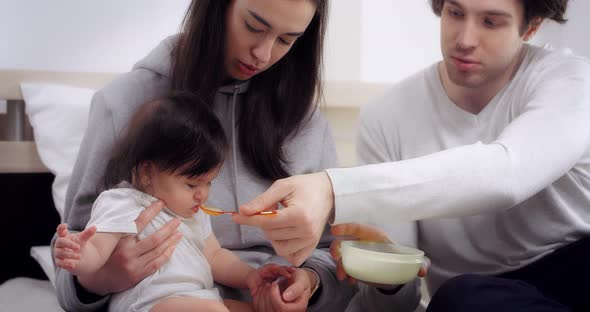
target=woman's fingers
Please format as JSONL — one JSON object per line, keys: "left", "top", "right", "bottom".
{"left": 138, "top": 242, "right": 178, "bottom": 277}
{"left": 134, "top": 200, "right": 165, "bottom": 232}
{"left": 135, "top": 218, "right": 181, "bottom": 254}
{"left": 137, "top": 231, "right": 182, "bottom": 265}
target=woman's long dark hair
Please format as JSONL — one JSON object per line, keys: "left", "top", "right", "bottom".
{"left": 101, "top": 92, "right": 228, "bottom": 190}
{"left": 170, "top": 0, "right": 328, "bottom": 180}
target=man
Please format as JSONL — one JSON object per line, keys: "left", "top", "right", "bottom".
{"left": 235, "top": 0, "right": 590, "bottom": 311}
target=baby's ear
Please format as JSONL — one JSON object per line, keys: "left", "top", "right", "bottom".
{"left": 136, "top": 161, "right": 153, "bottom": 188}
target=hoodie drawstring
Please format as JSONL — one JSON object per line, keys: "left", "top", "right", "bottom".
{"left": 231, "top": 85, "right": 243, "bottom": 245}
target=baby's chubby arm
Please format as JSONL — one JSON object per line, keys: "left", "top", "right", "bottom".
{"left": 54, "top": 223, "right": 123, "bottom": 278}
{"left": 204, "top": 234, "right": 292, "bottom": 292}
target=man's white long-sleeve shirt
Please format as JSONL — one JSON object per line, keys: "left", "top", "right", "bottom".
{"left": 327, "top": 44, "right": 590, "bottom": 292}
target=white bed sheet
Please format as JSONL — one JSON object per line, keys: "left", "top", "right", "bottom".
{"left": 0, "top": 277, "right": 63, "bottom": 311}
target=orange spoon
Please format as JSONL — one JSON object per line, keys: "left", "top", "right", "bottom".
{"left": 200, "top": 205, "right": 277, "bottom": 217}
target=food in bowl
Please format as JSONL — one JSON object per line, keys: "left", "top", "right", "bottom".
{"left": 340, "top": 240, "right": 424, "bottom": 285}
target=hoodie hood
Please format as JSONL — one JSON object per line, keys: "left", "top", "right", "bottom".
{"left": 133, "top": 34, "right": 250, "bottom": 95}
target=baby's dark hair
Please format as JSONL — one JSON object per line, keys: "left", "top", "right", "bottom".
{"left": 101, "top": 92, "right": 228, "bottom": 190}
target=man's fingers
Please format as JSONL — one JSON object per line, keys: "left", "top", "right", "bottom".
{"left": 329, "top": 240, "right": 342, "bottom": 260}
{"left": 289, "top": 245, "right": 316, "bottom": 267}
{"left": 418, "top": 256, "right": 431, "bottom": 277}
{"left": 78, "top": 226, "right": 97, "bottom": 243}
{"left": 270, "top": 238, "right": 311, "bottom": 263}
{"left": 336, "top": 259, "right": 348, "bottom": 281}
{"left": 262, "top": 226, "right": 299, "bottom": 241}
{"left": 135, "top": 218, "right": 181, "bottom": 254}
{"left": 239, "top": 179, "right": 289, "bottom": 216}
{"left": 135, "top": 200, "right": 165, "bottom": 232}
{"left": 330, "top": 223, "right": 391, "bottom": 242}
{"left": 232, "top": 210, "right": 290, "bottom": 230}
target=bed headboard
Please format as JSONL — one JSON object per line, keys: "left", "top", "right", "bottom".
{"left": 0, "top": 70, "right": 117, "bottom": 100}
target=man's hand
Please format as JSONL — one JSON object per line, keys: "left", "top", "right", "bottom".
{"left": 330, "top": 223, "right": 429, "bottom": 286}
{"left": 77, "top": 201, "right": 182, "bottom": 295}
{"left": 233, "top": 172, "right": 335, "bottom": 266}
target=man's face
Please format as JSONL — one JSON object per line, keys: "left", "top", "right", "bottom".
{"left": 440, "top": 0, "right": 530, "bottom": 89}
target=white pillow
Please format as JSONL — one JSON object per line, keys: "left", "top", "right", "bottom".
{"left": 21, "top": 83, "right": 94, "bottom": 287}
{"left": 20, "top": 83, "right": 95, "bottom": 220}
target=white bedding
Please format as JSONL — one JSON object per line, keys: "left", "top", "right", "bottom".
{"left": 0, "top": 278, "right": 63, "bottom": 311}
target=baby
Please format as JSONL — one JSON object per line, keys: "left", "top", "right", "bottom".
{"left": 53, "top": 92, "right": 290, "bottom": 311}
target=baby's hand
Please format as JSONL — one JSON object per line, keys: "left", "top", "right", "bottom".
{"left": 247, "top": 264, "right": 295, "bottom": 298}
{"left": 53, "top": 223, "right": 97, "bottom": 276}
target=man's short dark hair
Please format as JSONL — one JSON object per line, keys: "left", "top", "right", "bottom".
{"left": 430, "top": 0, "right": 569, "bottom": 25}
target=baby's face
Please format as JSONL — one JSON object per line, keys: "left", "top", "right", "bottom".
{"left": 148, "top": 166, "right": 220, "bottom": 218}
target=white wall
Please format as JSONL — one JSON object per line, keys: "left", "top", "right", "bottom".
{"left": 0, "top": 0, "right": 361, "bottom": 81}
{"left": 531, "top": 0, "right": 590, "bottom": 58}
{"left": 360, "top": 0, "right": 441, "bottom": 83}
{"left": 324, "top": 0, "right": 362, "bottom": 81}
{"left": 1, "top": 0, "right": 588, "bottom": 79}
{"left": 0, "top": 0, "right": 189, "bottom": 73}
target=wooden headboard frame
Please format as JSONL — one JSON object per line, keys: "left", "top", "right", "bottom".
{"left": 0, "top": 70, "right": 118, "bottom": 173}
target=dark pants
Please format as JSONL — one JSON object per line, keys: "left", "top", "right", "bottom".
{"left": 426, "top": 237, "right": 590, "bottom": 312}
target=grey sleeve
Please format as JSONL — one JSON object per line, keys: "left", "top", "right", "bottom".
{"left": 302, "top": 248, "right": 358, "bottom": 312}
{"left": 54, "top": 90, "right": 117, "bottom": 311}
{"left": 345, "top": 280, "right": 421, "bottom": 312}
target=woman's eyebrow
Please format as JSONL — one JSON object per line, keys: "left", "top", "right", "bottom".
{"left": 248, "top": 9, "right": 305, "bottom": 37}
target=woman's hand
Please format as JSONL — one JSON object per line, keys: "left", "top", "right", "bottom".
{"left": 247, "top": 264, "right": 295, "bottom": 298}
{"left": 233, "top": 172, "right": 335, "bottom": 266}
{"left": 253, "top": 268, "right": 314, "bottom": 312}
{"left": 77, "top": 201, "right": 183, "bottom": 295}
{"left": 329, "top": 223, "right": 429, "bottom": 286}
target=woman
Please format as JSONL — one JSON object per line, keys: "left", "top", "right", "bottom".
{"left": 55, "top": 0, "right": 356, "bottom": 311}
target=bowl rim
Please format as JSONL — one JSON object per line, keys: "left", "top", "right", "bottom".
{"left": 341, "top": 240, "right": 425, "bottom": 263}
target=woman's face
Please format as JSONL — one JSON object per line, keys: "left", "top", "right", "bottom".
{"left": 225, "top": 0, "right": 317, "bottom": 80}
